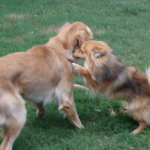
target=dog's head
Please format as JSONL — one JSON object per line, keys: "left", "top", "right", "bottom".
{"left": 73, "top": 40, "right": 112, "bottom": 67}
{"left": 73, "top": 40, "right": 131, "bottom": 84}
{"left": 57, "top": 22, "right": 93, "bottom": 62}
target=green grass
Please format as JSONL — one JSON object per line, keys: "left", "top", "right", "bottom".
{"left": 0, "top": 0, "right": 150, "bottom": 149}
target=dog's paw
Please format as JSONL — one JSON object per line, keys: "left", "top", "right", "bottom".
{"left": 131, "top": 131, "right": 138, "bottom": 134}
{"left": 72, "top": 63, "right": 79, "bottom": 70}
{"left": 36, "top": 109, "right": 46, "bottom": 118}
{"left": 72, "top": 63, "right": 81, "bottom": 75}
{"left": 131, "top": 129, "right": 141, "bottom": 134}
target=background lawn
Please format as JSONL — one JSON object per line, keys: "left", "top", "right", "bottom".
{"left": 0, "top": 0, "right": 150, "bottom": 149}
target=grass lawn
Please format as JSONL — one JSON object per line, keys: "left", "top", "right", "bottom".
{"left": 0, "top": 0, "right": 150, "bottom": 149}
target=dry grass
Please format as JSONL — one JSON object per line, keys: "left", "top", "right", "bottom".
{"left": 12, "top": 37, "right": 23, "bottom": 42}
{"left": 5, "top": 13, "right": 25, "bottom": 19}
{"left": 95, "top": 29, "right": 105, "bottom": 35}
{"left": 40, "top": 25, "right": 59, "bottom": 33}
{"left": 0, "top": 37, "right": 23, "bottom": 42}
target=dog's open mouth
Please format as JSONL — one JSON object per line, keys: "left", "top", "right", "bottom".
{"left": 73, "top": 53, "right": 80, "bottom": 60}
{"left": 74, "top": 56, "right": 80, "bottom": 59}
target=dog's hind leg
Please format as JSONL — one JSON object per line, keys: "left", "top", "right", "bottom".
{"left": 132, "top": 121, "right": 147, "bottom": 134}
{"left": 35, "top": 102, "right": 46, "bottom": 118}
{"left": 0, "top": 93, "right": 26, "bottom": 150}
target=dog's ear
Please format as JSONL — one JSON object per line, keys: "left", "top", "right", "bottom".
{"left": 75, "top": 30, "right": 87, "bottom": 47}
{"left": 92, "top": 48, "right": 105, "bottom": 58}
{"left": 57, "top": 22, "right": 70, "bottom": 33}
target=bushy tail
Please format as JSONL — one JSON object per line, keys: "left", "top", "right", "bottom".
{"left": 146, "top": 67, "right": 150, "bottom": 85}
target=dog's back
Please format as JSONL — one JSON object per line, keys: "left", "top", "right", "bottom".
{"left": 112, "top": 67, "right": 150, "bottom": 99}
{"left": 96, "top": 53, "right": 150, "bottom": 99}
{"left": 0, "top": 45, "right": 72, "bottom": 102}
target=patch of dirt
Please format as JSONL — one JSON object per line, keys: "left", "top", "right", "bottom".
{"left": 41, "top": 25, "right": 59, "bottom": 33}
{"left": 95, "top": 30, "right": 105, "bottom": 34}
{"left": 12, "top": 37, "right": 23, "bottom": 42}
{"left": 0, "top": 37, "right": 23, "bottom": 42}
{"left": 5, "top": 13, "right": 25, "bottom": 19}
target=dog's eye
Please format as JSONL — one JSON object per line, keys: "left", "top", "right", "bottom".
{"left": 80, "top": 50, "right": 83, "bottom": 53}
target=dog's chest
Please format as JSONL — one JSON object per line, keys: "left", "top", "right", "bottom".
{"left": 84, "top": 61, "right": 89, "bottom": 70}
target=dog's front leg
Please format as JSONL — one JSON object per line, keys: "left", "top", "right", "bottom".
{"left": 72, "top": 63, "right": 99, "bottom": 92}
{"left": 132, "top": 121, "right": 147, "bottom": 134}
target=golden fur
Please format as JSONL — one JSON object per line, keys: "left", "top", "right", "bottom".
{"left": 73, "top": 40, "right": 150, "bottom": 134}
{"left": 0, "top": 22, "right": 92, "bottom": 150}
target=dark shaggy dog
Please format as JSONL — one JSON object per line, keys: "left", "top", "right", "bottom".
{"left": 73, "top": 40, "right": 150, "bottom": 134}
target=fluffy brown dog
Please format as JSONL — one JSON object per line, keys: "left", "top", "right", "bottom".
{"left": 73, "top": 40, "right": 150, "bottom": 134}
{"left": 0, "top": 22, "right": 92, "bottom": 150}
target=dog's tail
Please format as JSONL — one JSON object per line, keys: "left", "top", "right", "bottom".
{"left": 146, "top": 67, "right": 150, "bottom": 85}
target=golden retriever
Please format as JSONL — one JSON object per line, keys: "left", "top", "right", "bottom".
{"left": 0, "top": 22, "right": 92, "bottom": 150}
{"left": 73, "top": 40, "right": 150, "bottom": 134}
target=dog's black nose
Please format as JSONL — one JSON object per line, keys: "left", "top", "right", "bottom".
{"left": 73, "top": 50, "right": 75, "bottom": 53}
